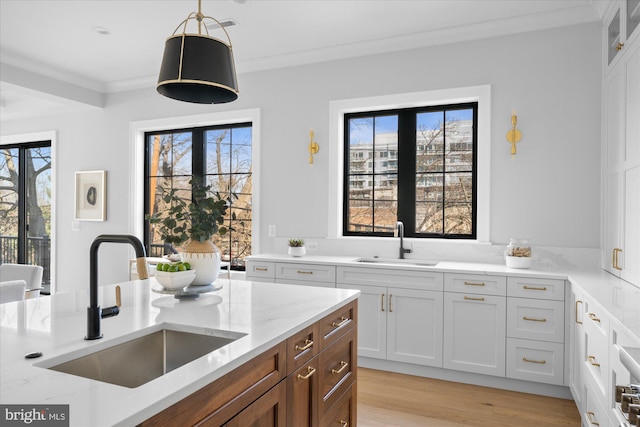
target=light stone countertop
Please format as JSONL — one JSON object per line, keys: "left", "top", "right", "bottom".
{"left": 0, "top": 278, "right": 359, "bottom": 427}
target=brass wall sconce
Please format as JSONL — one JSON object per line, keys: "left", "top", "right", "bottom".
{"left": 309, "top": 130, "right": 319, "bottom": 164}
{"left": 506, "top": 111, "right": 522, "bottom": 158}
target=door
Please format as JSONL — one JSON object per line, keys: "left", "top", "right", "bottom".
{"left": 0, "top": 142, "right": 51, "bottom": 288}
{"left": 387, "top": 288, "right": 443, "bottom": 367}
{"left": 569, "top": 286, "right": 585, "bottom": 412}
{"left": 225, "top": 381, "right": 287, "bottom": 427}
{"left": 443, "top": 292, "right": 506, "bottom": 376}
{"left": 337, "top": 284, "right": 386, "bottom": 359}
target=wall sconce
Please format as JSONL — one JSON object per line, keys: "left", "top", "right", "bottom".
{"left": 506, "top": 111, "right": 522, "bottom": 158}
{"left": 309, "top": 130, "right": 319, "bottom": 164}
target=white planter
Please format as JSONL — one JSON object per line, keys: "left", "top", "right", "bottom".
{"left": 288, "top": 246, "right": 306, "bottom": 257}
{"left": 181, "top": 240, "right": 221, "bottom": 285}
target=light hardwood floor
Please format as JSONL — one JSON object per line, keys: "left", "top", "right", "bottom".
{"left": 357, "top": 368, "right": 581, "bottom": 427}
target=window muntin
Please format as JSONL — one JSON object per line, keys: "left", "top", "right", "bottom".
{"left": 145, "top": 123, "right": 252, "bottom": 269}
{"left": 344, "top": 103, "right": 477, "bottom": 239}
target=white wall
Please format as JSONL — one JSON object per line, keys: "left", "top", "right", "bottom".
{"left": 1, "top": 23, "right": 602, "bottom": 293}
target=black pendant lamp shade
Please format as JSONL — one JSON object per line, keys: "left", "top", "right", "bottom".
{"left": 157, "top": 1, "right": 238, "bottom": 104}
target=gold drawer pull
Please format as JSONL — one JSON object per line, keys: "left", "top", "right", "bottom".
{"left": 586, "top": 411, "right": 600, "bottom": 425}
{"left": 297, "top": 270, "right": 314, "bottom": 275}
{"left": 389, "top": 294, "right": 393, "bottom": 312}
{"left": 588, "top": 355, "right": 600, "bottom": 367}
{"left": 523, "top": 357, "right": 546, "bottom": 364}
{"left": 297, "top": 366, "right": 316, "bottom": 380}
{"left": 331, "top": 361, "right": 349, "bottom": 375}
{"left": 381, "top": 293, "right": 385, "bottom": 312}
{"left": 463, "top": 281, "right": 485, "bottom": 286}
{"left": 575, "top": 300, "right": 583, "bottom": 324}
{"left": 587, "top": 313, "right": 601, "bottom": 323}
{"left": 523, "top": 316, "right": 547, "bottom": 322}
{"left": 255, "top": 267, "right": 268, "bottom": 272}
{"left": 523, "top": 285, "right": 547, "bottom": 291}
{"left": 340, "top": 421, "right": 348, "bottom": 427}
{"left": 332, "top": 316, "right": 350, "bottom": 328}
{"left": 464, "top": 296, "right": 485, "bottom": 301}
{"left": 295, "top": 339, "right": 314, "bottom": 352}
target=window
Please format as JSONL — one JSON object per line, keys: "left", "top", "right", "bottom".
{"left": 144, "top": 123, "right": 252, "bottom": 269}
{"left": 343, "top": 102, "right": 477, "bottom": 239}
{"left": 0, "top": 141, "right": 52, "bottom": 285}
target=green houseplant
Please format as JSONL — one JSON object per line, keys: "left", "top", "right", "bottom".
{"left": 147, "top": 178, "right": 235, "bottom": 285}
{"left": 288, "top": 238, "right": 306, "bottom": 257}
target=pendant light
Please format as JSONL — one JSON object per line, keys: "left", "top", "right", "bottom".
{"left": 157, "top": 0, "right": 238, "bottom": 104}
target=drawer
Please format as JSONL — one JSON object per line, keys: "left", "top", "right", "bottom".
{"left": 276, "top": 263, "right": 336, "bottom": 284}
{"left": 320, "top": 384, "right": 356, "bottom": 427}
{"left": 506, "top": 338, "right": 564, "bottom": 386}
{"left": 246, "top": 261, "right": 276, "bottom": 279}
{"left": 444, "top": 273, "right": 506, "bottom": 296}
{"left": 319, "top": 300, "right": 357, "bottom": 349}
{"left": 507, "top": 297, "right": 565, "bottom": 343}
{"left": 507, "top": 277, "right": 565, "bottom": 301}
{"left": 583, "top": 301, "right": 609, "bottom": 400}
{"left": 318, "top": 327, "right": 357, "bottom": 417}
{"left": 583, "top": 373, "right": 608, "bottom": 427}
{"left": 337, "top": 266, "right": 443, "bottom": 291}
{"left": 277, "top": 278, "right": 335, "bottom": 288}
{"left": 287, "top": 323, "right": 319, "bottom": 373}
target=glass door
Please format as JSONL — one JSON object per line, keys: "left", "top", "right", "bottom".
{"left": 0, "top": 142, "right": 52, "bottom": 290}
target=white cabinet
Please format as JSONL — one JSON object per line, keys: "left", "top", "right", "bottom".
{"left": 603, "top": 4, "right": 640, "bottom": 286}
{"left": 443, "top": 273, "right": 506, "bottom": 377}
{"left": 337, "top": 266, "right": 444, "bottom": 368}
{"left": 275, "top": 263, "right": 336, "bottom": 288}
{"left": 605, "top": 0, "right": 640, "bottom": 68}
{"left": 569, "top": 285, "right": 585, "bottom": 414}
{"left": 246, "top": 260, "right": 276, "bottom": 283}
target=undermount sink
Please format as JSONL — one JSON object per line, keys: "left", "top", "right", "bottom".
{"left": 356, "top": 257, "right": 439, "bottom": 267}
{"left": 37, "top": 324, "right": 246, "bottom": 388}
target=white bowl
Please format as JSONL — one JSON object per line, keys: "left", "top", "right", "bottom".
{"left": 155, "top": 269, "right": 196, "bottom": 290}
{"left": 505, "top": 256, "right": 531, "bottom": 269}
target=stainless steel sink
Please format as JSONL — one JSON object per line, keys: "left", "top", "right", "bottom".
{"left": 356, "top": 257, "right": 439, "bottom": 267}
{"left": 38, "top": 325, "right": 245, "bottom": 388}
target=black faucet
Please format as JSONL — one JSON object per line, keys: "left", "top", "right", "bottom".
{"left": 395, "top": 221, "right": 412, "bottom": 259}
{"left": 86, "top": 234, "right": 149, "bottom": 340}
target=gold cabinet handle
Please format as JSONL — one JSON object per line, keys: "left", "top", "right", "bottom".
{"left": 297, "top": 366, "right": 316, "bottom": 380}
{"left": 523, "top": 285, "right": 547, "bottom": 291}
{"left": 381, "top": 293, "right": 385, "bottom": 312}
{"left": 575, "top": 300, "right": 583, "bottom": 324}
{"left": 586, "top": 411, "right": 600, "bottom": 425}
{"left": 297, "top": 270, "right": 314, "bottom": 275}
{"left": 340, "top": 421, "right": 348, "bottom": 427}
{"left": 464, "top": 296, "right": 485, "bottom": 301}
{"left": 332, "top": 316, "right": 350, "bottom": 328}
{"left": 463, "top": 281, "right": 485, "bottom": 286}
{"left": 613, "top": 248, "right": 623, "bottom": 270}
{"left": 615, "top": 42, "right": 624, "bottom": 51}
{"left": 389, "top": 294, "right": 393, "bottom": 313}
{"left": 295, "top": 339, "right": 314, "bottom": 352}
{"left": 523, "top": 357, "right": 546, "bottom": 364}
{"left": 115, "top": 285, "right": 121, "bottom": 308}
{"left": 588, "top": 355, "right": 600, "bottom": 367}
{"left": 587, "top": 312, "right": 601, "bottom": 323}
{"left": 523, "top": 316, "right": 547, "bottom": 322}
{"left": 255, "top": 267, "right": 268, "bottom": 272}
{"left": 331, "top": 360, "right": 349, "bottom": 375}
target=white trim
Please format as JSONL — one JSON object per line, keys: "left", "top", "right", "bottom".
{"left": 129, "top": 109, "right": 262, "bottom": 255}
{"left": 328, "top": 85, "right": 491, "bottom": 243}
{"left": 1, "top": 130, "right": 58, "bottom": 293}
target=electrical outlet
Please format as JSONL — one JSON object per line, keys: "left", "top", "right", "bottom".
{"left": 307, "top": 241, "right": 318, "bottom": 251}
{"left": 268, "top": 225, "right": 276, "bottom": 237}
{"left": 72, "top": 221, "right": 80, "bottom": 231}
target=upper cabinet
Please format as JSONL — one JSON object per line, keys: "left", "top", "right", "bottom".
{"left": 606, "top": 0, "right": 640, "bottom": 67}
{"left": 602, "top": 0, "right": 640, "bottom": 286}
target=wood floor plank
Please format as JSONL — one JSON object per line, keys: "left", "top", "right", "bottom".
{"left": 357, "top": 368, "right": 580, "bottom": 426}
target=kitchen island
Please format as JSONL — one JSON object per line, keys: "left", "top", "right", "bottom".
{"left": 0, "top": 277, "right": 359, "bottom": 426}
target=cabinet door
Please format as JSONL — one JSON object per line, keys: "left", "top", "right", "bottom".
{"left": 226, "top": 381, "right": 287, "bottom": 427}
{"left": 569, "top": 285, "right": 585, "bottom": 413}
{"left": 386, "top": 288, "right": 443, "bottom": 367}
{"left": 287, "top": 357, "right": 319, "bottom": 427}
{"left": 337, "top": 284, "right": 386, "bottom": 359}
{"left": 506, "top": 297, "right": 565, "bottom": 343}
{"left": 443, "top": 292, "right": 506, "bottom": 377}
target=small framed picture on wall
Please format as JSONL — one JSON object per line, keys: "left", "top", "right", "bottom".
{"left": 75, "top": 170, "right": 107, "bottom": 221}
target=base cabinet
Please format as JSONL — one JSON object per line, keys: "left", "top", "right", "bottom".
{"left": 140, "top": 301, "right": 358, "bottom": 427}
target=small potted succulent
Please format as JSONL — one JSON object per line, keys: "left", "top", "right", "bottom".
{"left": 288, "top": 238, "right": 306, "bottom": 257}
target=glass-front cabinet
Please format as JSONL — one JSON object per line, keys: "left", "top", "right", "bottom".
{"left": 607, "top": 0, "right": 640, "bottom": 66}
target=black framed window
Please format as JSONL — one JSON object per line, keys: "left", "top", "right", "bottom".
{"left": 144, "top": 123, "right": 252, "bottom": 269}
{"left": 343, "top": 102, "right": 477, "bottom": 239}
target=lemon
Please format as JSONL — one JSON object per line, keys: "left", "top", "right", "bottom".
{"left": 156, "top": 263, "right": 164, "bottom": 271}
{"left": 177, "top": 264, "right": 186, "bottom": 271}
{"left": 167, "top": 264, "right": 179, "bottom": 272}
{"left": 182, "top": 262, "right": 191, "bottom": 270}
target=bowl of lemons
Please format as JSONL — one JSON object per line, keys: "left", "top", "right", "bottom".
{"left": 154, "top": 262, "right": 196, "bottom": 290}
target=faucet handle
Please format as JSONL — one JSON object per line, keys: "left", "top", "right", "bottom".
{"left": 115, "top": 285, "right": 121, "bottom": 308}
{"left": 135, "top": 257, "right": 149, "bottom": 280}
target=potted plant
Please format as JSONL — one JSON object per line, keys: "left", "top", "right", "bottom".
{"left": 288, "top": 238, "right": 306, "bottom": 257}
{"left": 147, "top": 178, "right": 235, "bottom": 285}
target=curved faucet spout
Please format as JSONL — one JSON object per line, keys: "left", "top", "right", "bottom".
{"left": 86, "top": 234, "right": 148, "bottom": 340}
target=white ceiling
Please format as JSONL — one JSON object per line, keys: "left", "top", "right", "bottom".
{"left": 0, "top": 0, "right": 608, "bottom": 121}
